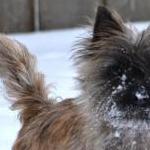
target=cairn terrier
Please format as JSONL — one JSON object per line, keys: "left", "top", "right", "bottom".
{"left": 1, "top": 6, "right": 150, "bottom": 150}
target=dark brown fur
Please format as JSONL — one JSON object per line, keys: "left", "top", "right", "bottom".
{"left": 1, "top": 6, "right": 150, "bottom": 150}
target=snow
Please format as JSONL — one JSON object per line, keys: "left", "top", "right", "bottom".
{"left": 135, "top": 91, "right": 149, "bottom": 100}
{"left": 135, "top": 86, "right": 149, "bottom": 100}
{"left": 114, "top": 131, "right": 121, "bottom": 138}
{"left": 121, "top": 74, "right": 127, "bottom": 83}
{"left": 112, "top": 74, "right": 127, "bottom": 95}
{"left": 112, "top": 85, "right": 124, "bottom": 95}
{"left": 0, "top": 22, "right": 150, "bottom": 150}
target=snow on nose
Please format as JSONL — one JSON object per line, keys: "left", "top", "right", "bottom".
{"left": 135, "top": 86, "right": 149, "bottom": 105}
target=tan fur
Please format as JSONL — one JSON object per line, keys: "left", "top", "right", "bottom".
{"left": 0, "top": 35, "right": 86, "bottom": 150}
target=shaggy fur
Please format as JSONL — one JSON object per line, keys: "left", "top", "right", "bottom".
{"left": 1, "top": 6, "right": 150, "bottom": 150}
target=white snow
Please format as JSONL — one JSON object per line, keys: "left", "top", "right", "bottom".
{"left": 112, "top": 85, "right": 124, "bottom": 95}
{"left": 135, "top": 85, "right": 149, "bottom": 101}
{"left": 112, "top": 74, "right": 127, "bottom": 95}
{"left": 135, "top": 90, "right": 149, "bottom": 100}
{"left": 114, "top": 131, "right": 121, "bottom": 138}
{"left": 0, "top": 22, "right": 150, "bottom": 150}
{"left": 121, "top": 74, "right": 127, "bottom": 84}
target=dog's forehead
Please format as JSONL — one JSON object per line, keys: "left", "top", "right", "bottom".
{"left": 104, "top": 25, "right": 150, "bottom": 60}
{"left": 126, "top": 25, "right": 150, "bottom": 47}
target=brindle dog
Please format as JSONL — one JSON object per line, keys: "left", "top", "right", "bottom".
{"left": 1, "top": 6, "right": 150, "bottom": 150}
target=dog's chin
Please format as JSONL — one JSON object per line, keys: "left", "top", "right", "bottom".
{"left": 99, "top": 102, "right": 150, "bottom": 149}
{"left": 101, "top": 119, "right": 150, "bottom": 150}
{"left": 105, "top": 102, "right": 150, "bottom": 131}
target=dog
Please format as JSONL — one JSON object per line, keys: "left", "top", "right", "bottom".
{"left": 1, "top": 6, "right": 150, "bottom": 150}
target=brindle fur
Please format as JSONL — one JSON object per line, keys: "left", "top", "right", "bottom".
{"left": 1, "top": 6, "right": 150, "bottom": 150}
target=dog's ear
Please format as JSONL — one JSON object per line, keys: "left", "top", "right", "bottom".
{"left": 93, "top": 6, "right": 124, "bottom": 41}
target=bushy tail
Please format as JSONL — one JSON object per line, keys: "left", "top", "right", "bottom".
{"left": 0, "top": 34, "right": 52, "bottom": 123}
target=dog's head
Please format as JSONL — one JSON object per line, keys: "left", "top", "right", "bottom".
{"left": 76, "top": 6, "right": 150, "bottom": 149}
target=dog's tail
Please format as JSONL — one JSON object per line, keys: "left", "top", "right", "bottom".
{"left": 0, "top": 35, "right": 53, "bottom": 123}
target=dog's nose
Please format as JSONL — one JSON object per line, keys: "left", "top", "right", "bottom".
{"left": 116, "top": 86, "right": 150, "bottom": 108}
{"left": 134, "top": 86, "right": 149, "bottom": 106}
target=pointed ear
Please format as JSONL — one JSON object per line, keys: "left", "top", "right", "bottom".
{"left": 93, "top": 6, "right": 124, "bottom": 40}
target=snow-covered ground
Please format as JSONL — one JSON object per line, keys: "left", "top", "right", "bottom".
{"left": 0, "top": 22, "right": 150, "bottom": 150}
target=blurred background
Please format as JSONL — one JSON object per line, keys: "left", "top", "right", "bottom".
{"left": 0, "top": 0, "right": 150, "bottom": 33}
{"left": 1, "top": 1, "right": 150, "bottom": 150}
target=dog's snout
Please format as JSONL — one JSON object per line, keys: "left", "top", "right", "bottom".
{"left": 134, "top": 86, "right": 149, "bottom": 106}
{"left": 115, "top": 85, "right": 150, "bottom": 108}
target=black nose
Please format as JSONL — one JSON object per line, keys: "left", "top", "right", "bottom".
{"left": 116, "top": 86, "right": 150, "bottom": 108}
